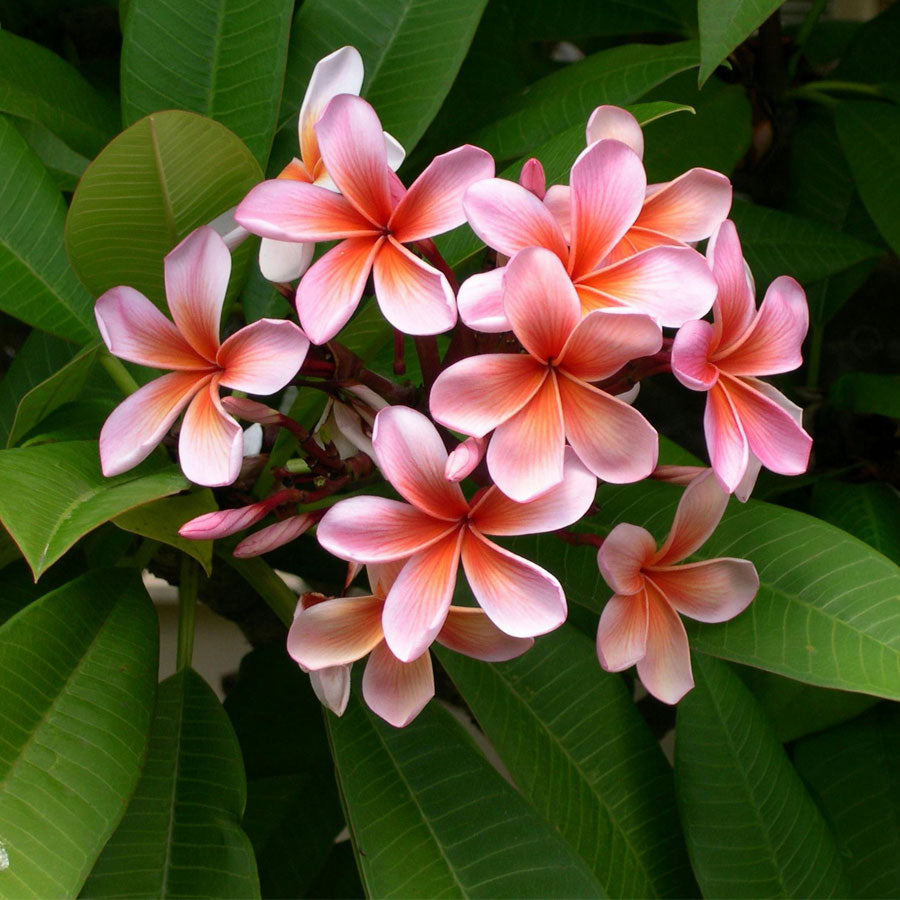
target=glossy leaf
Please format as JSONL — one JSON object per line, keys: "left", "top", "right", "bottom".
{"left": 0, "top": 569, "right": 158, "bottom": 899}
{"left": 8, "top": 115, "right": 90, "bottom": 193}
{"left": 65, "top": 110, "right": 261, "bottom": 307}
{"left": 122, "top": 0, "right": 294, "bottom": 166}
{"left": 436, "top": 625, "right": 697, "bottom": 898}
{"left": 698, "top": 0, "right": 782, "bottom": 85}
{"left": 81, "top": 667, "right": 260, "bottom": 898}
{"left": 675, "top": 655, "right": 850, "bottom": 897}
{"left": 328, "top": 693, "right": 606, "bottom": 897}
{"left": 0, "top": 440, "right": 188, "bottom": 578}
{"left": 829, "top": 372, "right": 900, "bottom": 419}
{"left": 0, "top": 116, "right": 95, "bottom": 341}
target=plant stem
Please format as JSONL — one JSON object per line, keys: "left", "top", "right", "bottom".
{"left": 415, "top": 238, "right": 459, "bottom": 293}
{"left": 100, "top": 353, "right": 140, "bottom": 396}
{"left": 220, "top": 551, "right": 297, "bottom": 627}
{"left": 176, "top": 555, "right": 200, "bottom": 671}
{"left": 414, "top": 336, "right": 441, "bottom": 393}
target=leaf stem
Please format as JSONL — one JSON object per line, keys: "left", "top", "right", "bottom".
{"left": 100, "top": 352, "right": 140, "bottom": 396}
{"left": 176, "top": 555, "right": 200, "bottom": 671}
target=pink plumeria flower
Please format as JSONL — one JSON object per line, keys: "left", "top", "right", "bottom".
{"left": 596, "top": 469, "right": 758, "bottom": 703}
{"left": 458, "top": 137, "right": 717, "bottom": 333}
{"left": 431, "top": 247, "right": 661, "bottom": 502}
{"left": 671, "top": 220, "right": 812, "bottom": 495}
{"left": 95, "top": 227, "right": 309, "bottom": 487}
{"left": 235, "top": 94, "right": 494, "bottom": 343}
{"left": 317, "top": 405, "right": 597, "bottom": 662}
{"left": 288, "top": 561, "right": 532, "bottom": 727}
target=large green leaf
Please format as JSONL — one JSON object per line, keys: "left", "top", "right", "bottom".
{"left": 793, "top": 704, "right": 900, "bottom": 897}
{"left": 0, "top": 30, "right": 118, "bottom": 157}
{"left": 0, "top": 569, "right": 158, "bottom": 899}
{"left": 328, "top": 693, "right": 605, "bottom": 897}
{"left": 437, "top": 625, "right": 696, "bottom": 897}
{"left": 513, "top": 0, "right": 689, "bottom": 39}
{"left": 675, "top": 655, "right": 850, "bottom": 897}
{"left": 7, "top": 115, "right": 90, "bottom": 193}
{"left": 0, "top": 116, "right": 95, "bottom": 341}
{"left": 829, "top": 373, "right": 900, "bottom": 418}
{"left": 0, "top": 440, "right": 188, "bottom": 578}
{"left": 80, "top": 667, "right": 260, "bottom": 898}
{"left": 698, "top": 0, "right": 782, "bottom": 85}
{"left": 513, "top": 481, "right": 900, "bottom": 698}
{"left": 122, "top": 0, "right": 294, "bottom": 166}
{"left": 832, "top": 1, "right": 900, "bottom": 84}
{"left": 65, "top": 110, "right": 262, "bottom": 307}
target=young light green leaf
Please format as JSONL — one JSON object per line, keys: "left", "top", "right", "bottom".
{"left": 437, "top": 625, "right": 697, "bottom": 898}
{"left": 698, "top": 0, "right": 783, "bottom": 85}
{"left": 7, "top": 115, "right": 90, "bottom": 193}
{"left": 0, "top": 568, "right": 158, "bottom": 899}
{"left": 80, "top": 667, "right": 260, "bottom": 899}
{"left": 676, "top": 655, "right": 850, "bottom": 896}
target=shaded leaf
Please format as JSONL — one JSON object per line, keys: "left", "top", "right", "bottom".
{"left": 514, "top": 0, "right": 689, "bottom": 39}
{"left": 829, "top": 372, "right": 900, "bottom": 419}
{"left": 698, "top": 0, "right": 782, "bottom": 85}
{"left": 7, "top": 115, "right": 90, "bottom": 193}
{"left": 832, "top": 1, "right": 900, "bottom": 84}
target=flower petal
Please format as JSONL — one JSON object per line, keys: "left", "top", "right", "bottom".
{"left": 585, "top": 105, "right": 645, "bottom": 157}
{"left": 654, "top": 468, "right": 729, "bottom": 565}
{"left": 445, "top": 435, "right": 487, "bottom": 482}
{"left": 557, "top": 375, "right": 658, "bottom": 483}
{"left": 362, "top": 643, "right": 434, "bottom": 728}
{"left": 635, "top": 585, "right": 693, "bottom": 704}
{"left": 99, "top": 371, "right": 207, "bottom": 477}
{"left": 461, "top": 529, "right": 567, "bottom": 638}
{"left": 372, "top": 238, "right": 457, "bottom": 335}
{"left": 707, "top": 220, "right": 755, "bottom": 348}
{"left": 704, "top": 381, "right": 750, "bottom": 492}
{"left": 648, "top": 558, "right": 758, "bottom": 623}
{"left": 178, "top": 381, "right": 244, "bottom": 486}
{"left": 597, "top": 523, "right": 656, "bottom": 595}
{"left": 596, "top": 591, "right": 648, "bottom": 671}
{"left": 95, "top": 286, "right": 207, "bottom": 370}
{"left": 216, "top": 319, "right": 309, "bottom": 394}
{"left": 602, "top": 226, "right": 685, "bottom": 266}
{"left": 543, "top": 184, "right": 571, "bottom": 241}
{"left": 288, "top": 594, "right": 384, "bottom": 669}
{"left": 457, "top": 267, "right": 510, "bottom": 332}
{"left": 437, "top": 607, "right": 534, "bottom": 661}
{"left": 309, "top": 666, "right": 351, "bottom": 716}
{"left": 636, "top": 168, "right": 732, "bottom": 242}
{"left": 163, "top": 226, "right": 231, "bottom": 361}
{"left": 390, "top": 144, "right": 495, "bottom": 243}
{"left": 671, "top": 318, "right": 719, "bottom": 390}
{"left": 258, "top": 238, "right": 315, "bottom": 282}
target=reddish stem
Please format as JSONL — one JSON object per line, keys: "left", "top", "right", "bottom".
{"left": 414, "top": 238, "right": 459, "bottom": 293}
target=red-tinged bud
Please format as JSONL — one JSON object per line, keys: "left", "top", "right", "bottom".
{"left": 221, "top": 396, "right": 283, "bottom": 425}
{"left": 650, "top": 465, "right": 707, "bottom": 485}
{"left": 179, "top": 489, "right": 302, "bottom": 541}
{"left": 297, "top": 590, "right": 330, "bottom": 613}
{"left": 445, "top": 435, "right": 486, "bottom": 482}
{"left": 518, "top": 158, "right": 546, "bottom": 199}
{"left": 233, "top": 513, "right": 315, "bottom": 558}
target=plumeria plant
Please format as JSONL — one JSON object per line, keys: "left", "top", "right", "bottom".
{"left": 1, "top": 3, "right": 898, "bottom": 898}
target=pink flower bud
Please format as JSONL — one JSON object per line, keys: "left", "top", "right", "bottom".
{"left": 179, "top": 502, "right": 272, "bottom": 540}
{"left": 221, "top": 396, "right": 283, "bottom": 425}
{"left": 232, "top": 514, "right": 315, "bottom": 557}
{"left": 650, "top": 465, "right": 708, "bottom": 485}
{"left": 444, "top": 435, "right": 486, "bottom": 482}
{"left": 518, "top": 158, "right": 546, "bottom": 199}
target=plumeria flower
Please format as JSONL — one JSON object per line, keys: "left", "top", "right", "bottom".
{"left": 671, "top": 220, "right": 812, "bottom": 496}
{"left": 94, "top": 227, "right": 309, "bottom": 487}
{"left": 235, "top": 94, "right": 494, "bottom": 344}
{"left": 458, "top": 136, "right": 716, "bottom": 333}
{"left": 596, "top": 469, "right": 758, "bottom": 703}
{"left": 431, "top": 247, "right": 661, "bottom": 502}
{"left": 317, "top": 406, "right": 597, "bottom": 662}
{"left": 288, "top": 561, "right": 533, "bottom": 727}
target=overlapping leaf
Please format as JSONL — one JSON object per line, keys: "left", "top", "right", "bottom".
{"left": 697, "top": 0, "right": 783, "bottom": 85}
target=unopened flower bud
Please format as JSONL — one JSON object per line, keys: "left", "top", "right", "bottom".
{"left": 518, "top": 158, "right": 546, "bottom": 199}
{"left": 221, "top": 396, "right": 283, "bottom": 425}
{"left": 444, "top": 435, "right": 486, "bottom": 482}
{"left": 233, "top": 514, "right": 315, "bottom": 557}
{"left": 650, "top": 465, "right": 708, "bottom": 485}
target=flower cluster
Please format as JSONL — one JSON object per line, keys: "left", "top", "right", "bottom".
{"left": 94, "top": 46, "right": 811, "bottom": 724}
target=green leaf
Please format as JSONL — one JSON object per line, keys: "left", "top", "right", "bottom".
{"left": 698, "top": 0, "right": 782, "bottom": 85}
{"left": 0, "top": 569, "right": 158, "bottom": 899}
{"left": 7, "top": 115, "right": 90, "bottom": 193}
{"left": 80, "top": 667, "right": 260, "bottom": 899}
{"left": 470, "top": 41, "right": 699, "bottom": 162}
{"left": 0, "top": 440, "right": 188, "bottom": 578}
{"left": 0, "top": 30, "right": 118, "bottom": 157}
{"left": 437, "top": 625, "right": 697, "bottom": 897}
{"left": 280, "top": 0, "right": 488, "bottom": 155}
{"left": 65, "top": 110, "right": 262, "bottom": 307}
{"left": 113, "top": 490, "right": 218, "bottom": 574}
{"left": 329, "top": 693, "right": 606, "bottom": 897}
{"left": 513, "top": 0, "right": 689, "bottom": 39}
{"left": 792, "top": 705, "right": 900, "bottom": 897}
{"left": 0, "top": 116, "right": 95, "bottom": 341}
{"left": 832, "top": 1, "right": 900, "bottom": 84}
{"left": 219, "top": 550, "right": 296, "bottom": 626}
{"left": 829, "top": 372, "right": 900, "bottom": 418}
{"left": 121, "top": 0, "right": 294, "bottom": 166}
{"left": 675, "top": 655, "right": 850, "bottom": 897}
{"left": 835, "top": 101, "right": 900, "bottom": 258}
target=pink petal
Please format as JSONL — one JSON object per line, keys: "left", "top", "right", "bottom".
{"left": 504, "top": 247, "right": 581, "bottom": 361}
{"left": 366, "top": 560, "right": 407, "bottom": 599}
{"left": 371, "top": 406, "right": 469, "bottom": 521}
{"left": 381, "top": 531, "right": 463, "bottom": 662}
{"left": 258, "top": 238, "right": 315, "bottom": 282}
{"left": 585, "top": 105, "right": 645, "bottom": 158}
{"left": 233, "top": 514, "right": 314, "bottom": 557}
{"left": 309, "top": 665, "right": 351, "bottom": 716}
{"left": 179, "top": 502, "right": 269, "bottom": 540}
{"left": 636, "top": 168, "right": 732, "bottom": 242}
{"left": 707, "top": 220, "right": 755, "bottom": 348}
{"left": 671, "top": 318, "right": 719, "bottom": 390}
{"left": 163, "top": 227, "right": 231, "bottom": 362}
{"left": 99, "top": 371, "right": 208, "bottom": 477}
{"left": 596, "top": 591, "right": 648, "bottom": 671}
{"left": 437, "top": 607, "right": 533, "bottom": 661}
{"left": 469, "top": 448, "right": 596, "bottom": 535}
{"left": 315, "top": 94, "right": 393, "bottom": 225}
{"left": 362, "top": 642, "right": 434, "bottom": 728}
{"left": 603, "top": 226, "right": 685, "bottom": 266}
{"left": 647, "top": 558, "right": 758, "bottom": 623}
{"left": 704, "top": 381, "right": 750, "bottom": 492}
{"left": 461, "top": 528, "right": 567, "bottom": 637}
{"left": 178, "top": 381, "right": 244, "bottom": 486}
{"left": 557, "top": 309, "right": 662, "bottom": 382}
{"left": 654, "top": 468, "right": 729, "bottom": 565}
{"left": 217, "top": 319, "right": 309, "bottom": 394}
{"left": 519, "top": 158, "right": 546, "bottom": 198}
{"left": 463, "top": 178, "right": 568, "bottom": 261}
{"left": 95, "top": 286, "right": 208, "bottom": 370}
{"left": 317, "top": 496, "right": 459, "bottom": 562}
{"left": 371, "top": 238, "right": 457, "bottom": 335}
{"left": 456, "top": 267, "right": 510, "bottom": 332}
{"left": 295, "top": 236, "right": 384, "bottom": 344}
{"left": 445, "top": 435, "right": 487, "bottom": 482}
{"left": 716, "top": 276, "right": 808, "bottom": 377}
{"left": 576, "top": 246, "right": 716, "bottom": 328}
{"left": 568, "top": 140, "right": 646, "bottom": 278}
{"left": 487, "top": 373, "right": 566, "bottom": 503}
{"left": 597, "top": 523, "right": 657, "bottom": 596}
{"left": 557, "top": 375, "right": 658, "bottom": 483}
{"left": 430, "top": 352, "right": 547, "bottom": 439}
{"left": 635, "top": 585, "right": 694, "bottom": 704}
{"left": 287, "top": 594, "right": 384, "bottom": 669}
{"left": 390, "top": 145, "right": 495, "bottom": 243}
{"left": 543, "top": 184, "right": 571, "bottom": 242}
{"left": 734, "top": 455, "right": 762, "bottom": 503}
